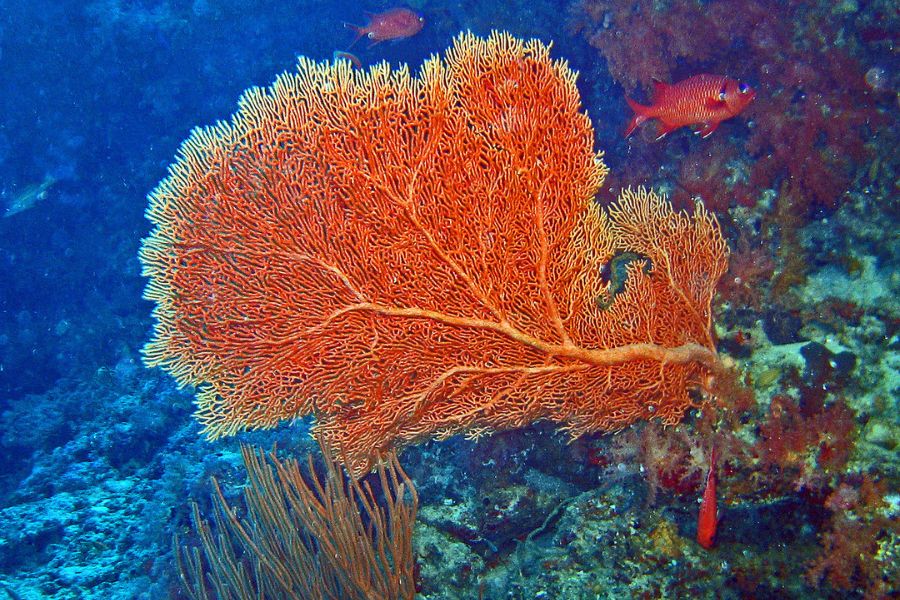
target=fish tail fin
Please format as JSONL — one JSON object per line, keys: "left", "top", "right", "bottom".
{"left": 623, "top": 96, "right": 651, "bottom": 138}
{"left": 343, "top": 23, "right": 364, "bottom": 49}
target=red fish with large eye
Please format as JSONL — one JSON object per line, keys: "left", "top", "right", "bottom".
{"left": 697, "top": 446, "right": 719, "bottom": 550}
{"left": 624, "top": 74, "right": 755, "bottom": 140}
{"left": 345, "top": 8, "right": 425, "bottom": 48}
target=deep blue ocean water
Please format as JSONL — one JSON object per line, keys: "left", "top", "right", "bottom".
{"left": 0, "top": 1, "right": 896, "bottom": 598}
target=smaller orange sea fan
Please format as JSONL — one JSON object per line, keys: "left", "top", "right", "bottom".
{"left": 140, "top": 32, "right": 729, "bottom": 476}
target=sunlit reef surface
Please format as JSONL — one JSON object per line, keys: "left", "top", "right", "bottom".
{"left": 0, "top": 1, "right": 897, "bottom": 598}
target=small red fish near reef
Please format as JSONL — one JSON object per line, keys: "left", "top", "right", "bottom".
{"left": 333, "top": 50, "right": 362, "bottom": 69}
{"left": 697, "top": 446, "right": 719, "bottom": 550}
{"left": 345, "top": 8, "right": 424, "bottom": 48}
{"left": 624, "top": 74, "right": 755, "bottom": 140}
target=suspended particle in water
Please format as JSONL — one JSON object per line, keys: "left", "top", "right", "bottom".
{"left": 864, "top": 66, "right": 888, "bottom": 92}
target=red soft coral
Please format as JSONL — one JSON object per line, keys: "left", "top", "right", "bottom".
{"left": 571, "top": 0, "right": 887, "bottom": 215}
{"left": 809, "top": 477, "right": 900, "bottom": 598}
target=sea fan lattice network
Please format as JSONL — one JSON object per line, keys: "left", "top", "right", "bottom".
{"left": 140, "top": 31, "right": 728, "bottom": 476}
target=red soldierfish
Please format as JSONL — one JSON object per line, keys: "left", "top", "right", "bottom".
{"left": 697, "top": 446, "right": 719, "bottom": 550}
{"left": 345, "top": 8, "right": 424, "bottom": 49}
{"left": 624, "top": 74, "right": 755, "bottom": 140}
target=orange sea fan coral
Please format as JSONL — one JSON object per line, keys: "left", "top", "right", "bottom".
{"left": 140, "top": 32, "right": 729, "bottom": 476}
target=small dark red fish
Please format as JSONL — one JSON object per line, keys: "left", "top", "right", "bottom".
{"left": 697, "top": 446, "right": 719, "bottom": 550}
{"left": 333, "top": 50, "right": 363, "bottom": 69}
{"left": 624, "top": 74, "right": 755, "bottom": 140}
{"left": 345, "top": 8, "right": 424, "bottom": 49}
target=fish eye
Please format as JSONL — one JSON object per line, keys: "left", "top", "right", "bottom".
{"left": 738, "top": 82, "right": 750, "bottom": 94}
{"left": 367, "top": 32, "right": 375, "bottom": 38}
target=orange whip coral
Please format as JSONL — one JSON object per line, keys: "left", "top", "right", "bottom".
{"left": 140, "top": 32, "right": 728, "bottom": 476}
